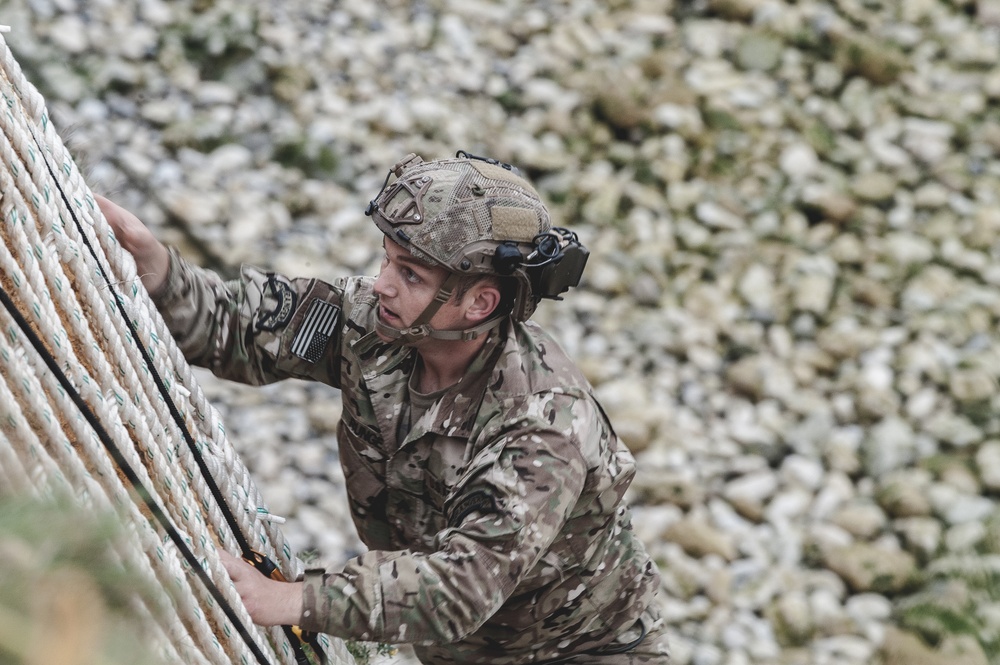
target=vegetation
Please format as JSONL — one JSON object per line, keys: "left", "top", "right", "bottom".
{"left": 344, "top": 641, "right": 397, "bottom": 665}
{"left": 0, "top": 495, "right": 164, "bottom": 665}
{"left": 892, "top": 553, "right": 1000, "bottom": 660}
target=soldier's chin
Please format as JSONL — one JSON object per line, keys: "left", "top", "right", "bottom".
{"left": 374, "top": 310, "right": 400, "bottom": 341}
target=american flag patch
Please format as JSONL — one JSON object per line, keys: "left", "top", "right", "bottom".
{"left": 290, "top": 298, "right": 340, "bottom": 363}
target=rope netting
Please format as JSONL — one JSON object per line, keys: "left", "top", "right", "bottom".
{"left": 0, "top": 31, "right": 352, "bottom": 665}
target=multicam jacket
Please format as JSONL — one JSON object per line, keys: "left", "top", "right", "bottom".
{"left": 153, "top": 250, "right": 661, "bottom": 664}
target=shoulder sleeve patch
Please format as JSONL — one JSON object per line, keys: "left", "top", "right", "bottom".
{"left": 291, "top": 297, "right": 341, "bottom": 363}
{"left": 449, "top": 490, "right": 498, "bottom": 527}
{"left": 256, "top": 275, "right": 298, "bottom": 332}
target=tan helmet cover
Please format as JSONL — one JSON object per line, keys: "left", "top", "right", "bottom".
{"left": 368, "top": 153, "right": 552, "bottom": 321}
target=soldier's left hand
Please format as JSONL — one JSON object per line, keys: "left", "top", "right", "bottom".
{"left": 218, "top": 549, "right": 305, "bottom": 627}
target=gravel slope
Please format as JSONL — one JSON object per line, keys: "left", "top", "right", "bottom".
{"left": 3, "top": 1, "right": 1000, "bottom": 663}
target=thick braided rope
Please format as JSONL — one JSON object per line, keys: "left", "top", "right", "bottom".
{"left": 0, "top": 129, "right": 271, "bottom": 665}
{"left": 0, "top": 32, "right": 350, "bottom": 665}
{"left": 0, "top": 150, "right": 270, "bottom": 665}
{"left": 3, "top": 36, "right": 298, "bottom": 579}
{"left": 2, "top": 66, "right": 336, "bottom": 664}
{"left": 0, "top": 359, "right": 56, "bottom": 495}
{"left": 88, "top": 213, "right": 290, "bottom": 573}
{"left": 0, "top": 128, "right": 239, "bottom": 570}
{"left": 0, "top": 43, "right": 291, "bottom": 665}
{"left": 0, "top": 326, "right": 207, "bottom": 665}
{"left": 0, "top": 52, "right": 292, "bottom": 665}
{"left": 7, "top": 28, "right": 291, "bottom": 575}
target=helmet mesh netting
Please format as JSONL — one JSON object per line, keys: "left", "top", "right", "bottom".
{"left": 376, "top": 158, "right": 549, "bottom": 268}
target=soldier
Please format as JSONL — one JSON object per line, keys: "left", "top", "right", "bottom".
{"left": 99, "top": 152, "right": 669, "bottom": 663}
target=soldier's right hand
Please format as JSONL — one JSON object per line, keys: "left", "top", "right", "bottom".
{"left": 96, "top": 195, "right": 171, "bottom": 296}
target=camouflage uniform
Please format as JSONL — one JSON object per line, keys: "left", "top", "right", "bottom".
{"left": 154, "top": 249, "right": 665, "bottom": 664}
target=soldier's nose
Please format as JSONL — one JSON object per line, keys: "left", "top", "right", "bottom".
{"left": 373, "top": 271, "right": 395, "bottom": 298}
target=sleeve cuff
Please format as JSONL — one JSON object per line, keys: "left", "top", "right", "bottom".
{"left": 299, "top": 568, "right": 327, "bottom": 632}
{"left": 148, "top": 245, "right": 183, "bottom": 304}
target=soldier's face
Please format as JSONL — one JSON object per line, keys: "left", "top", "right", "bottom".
{"left": 374, "top": 238, "right": 465, "bottom": 340}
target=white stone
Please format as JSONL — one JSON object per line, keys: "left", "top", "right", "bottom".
{"left": 738, "top": 264, "right": 775, "bottom": 312}
{"left": 861, "top": 417, "right": 917, "bottom": 477}
{"left": 779, "top": 143, "right": 820, "bottom": 180}
{"left": 209, "top": 143, "right": 254, "bottom": 172}
{"left": 882, "top": 232, "right": 935, "bottom": 265}
{"left": 808, "top": 523, "right": 854, "bottom": 552}
{"left": 936, "top": 491, "right": 996, "bottom": 526}
{"left": 696, "top": 201, "right": 744, "bottom": 230}
{"left": 791, "top": 256, "right": 838, "bottom": 314}
{"left": 977, "top": 441, "right": 1000, "bottom": 491}
{"left": 654, "top": 103, "right": 704, "bottom": 133}
{"left": 902, "top": 118, "right": 955, "bottom": 164}
{"left": 894, "top": 517, "right": 942, "bottom": 558}
{"left": 725, "top": 471, "right": 778, "bottom": 506}
{"left": 832, "top": 501, "right": 887, "bottom": 540}
{"left": 945, "top": 520, "right": 987, "bottom": 552}
{"left": 813, "top": 635, "right": 876, "bottom": 663}
{"left": 809, "top": 587, "right": 847, "bottom": 631}
{"left": 765, "top": 488, "right": 812, "bottom": 524}
{"left": 691, "top": 643, "right": 724, "bottom": 665}
{"left": 924, "top": 412, "right": 983, "bottom": 448}
{"left": 780, "top": 455, "right": 825, "bottom": 491}
{"left": 811, "top": 473, "right": 855, "bottom": 519}
{"left": 48, "top": 14, "right": 89, "bottom": 53}
{"left": 904, "top": 387, "right": 938, "bottom": 421}
{"left": 845, "top": 593, "right": 892, "bottom": 623}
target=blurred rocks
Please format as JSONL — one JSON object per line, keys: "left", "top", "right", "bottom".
{"left": 820, "top": 543, "right": 917, "bottom": 594}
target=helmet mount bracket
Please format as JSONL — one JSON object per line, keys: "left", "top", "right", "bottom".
{"left": 492, "top": 242, "right": 523, "bottom": 276}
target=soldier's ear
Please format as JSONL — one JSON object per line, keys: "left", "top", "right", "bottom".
{"left": 464, "top": 282, "right": 502, "bottom": 323}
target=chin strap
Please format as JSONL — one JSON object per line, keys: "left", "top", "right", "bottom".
{"left": 375, "top": 313, "right": 504, "bottom": 343}
{"left": 375, "top": 272, "right": 506, "bottom": 344}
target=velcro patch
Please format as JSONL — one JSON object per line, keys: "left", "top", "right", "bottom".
{"left": 291, "top": 298, "right": 341, "bottom": 363}
{"left": 492, "top": 206, "right": 540, "bottom": 241}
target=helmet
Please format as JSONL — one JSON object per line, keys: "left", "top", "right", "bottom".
{"left": 365, "top": 151, "right": 588, "bottom": 343}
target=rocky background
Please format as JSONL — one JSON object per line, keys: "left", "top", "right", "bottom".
{"left": 2, "top": 0, "right": 999, "bottom": 663}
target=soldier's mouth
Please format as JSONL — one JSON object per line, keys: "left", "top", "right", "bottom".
{"left": 379, "top": 304, "right": 401, "bottom": 323}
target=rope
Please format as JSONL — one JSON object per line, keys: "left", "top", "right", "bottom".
{"left": 0, "top": 298, "right": 214, "bottom": 665}
{"left": 0, "top": 30, "right": 350, "bottom": 665}
{"left": 0, "top": 282, "right": 278, "bottom": 665}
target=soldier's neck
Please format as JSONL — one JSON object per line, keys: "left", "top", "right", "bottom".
{"left": 415, "top": 336, "right": 488, "bottom": 393}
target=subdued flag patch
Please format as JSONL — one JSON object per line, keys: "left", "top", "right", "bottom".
{"left": 291, "top": 298, "right": 340, "bottom": 363}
